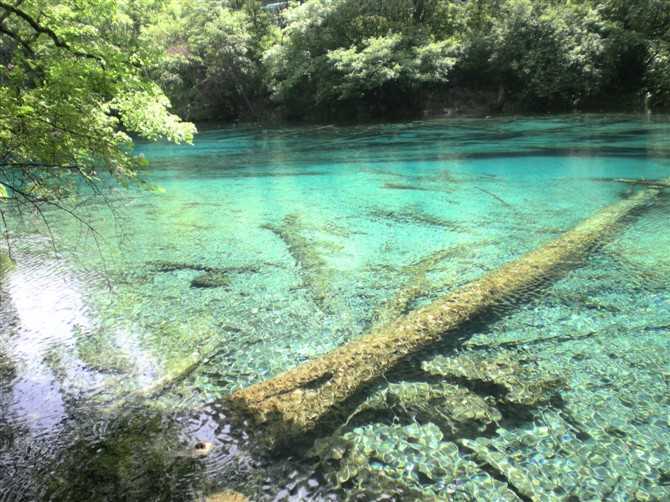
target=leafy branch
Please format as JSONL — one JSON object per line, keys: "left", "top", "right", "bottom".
{"left": 0, "top": 0, "right": 103, "bottom": 63}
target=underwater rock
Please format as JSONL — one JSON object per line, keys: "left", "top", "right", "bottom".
{"left": 190, "top": 440, "right": 214, "bottom": 458}
{"left": 422, "top": 351, "right": 565, "bottom": 407}
{"left": 190, "top": 271, "right": 231, "bottom": 289}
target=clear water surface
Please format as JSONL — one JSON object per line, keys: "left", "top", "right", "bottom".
{"left": 0, "top": 115, "right": 669, "bottom": 501}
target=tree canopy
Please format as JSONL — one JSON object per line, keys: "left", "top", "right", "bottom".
{"left": 150, "top": 0, "right": 670, "bottom": 120}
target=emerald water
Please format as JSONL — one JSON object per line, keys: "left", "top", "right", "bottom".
{"left": 1, "top": 115, "right": 669, "bottom": 500}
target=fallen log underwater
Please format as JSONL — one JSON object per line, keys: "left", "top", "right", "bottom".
{"left": 261, "top": 214, "right": 334, "bottom": 310}
{"left": 591, "top": 177, "right": 670, "bottom": 189}
{"left": 226, "top": 181, "right": 667, "bottom": 447}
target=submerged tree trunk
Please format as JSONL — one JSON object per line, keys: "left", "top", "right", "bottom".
{"left": 226, "top": 182, "right": 666, "bottom": 448}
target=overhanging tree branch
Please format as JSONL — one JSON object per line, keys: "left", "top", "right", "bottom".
{"left": 0, "top": 22, "right": 34, "bottom": 56}
{"left": 0, "top": 0, "right": 104, "bottom": 63}
{"left": 0, "top": 0, "right": 21, "bottom": 23}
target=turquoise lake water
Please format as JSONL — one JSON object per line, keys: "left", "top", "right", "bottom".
{"left": 0, "top": 115, "right": 669, "bottom": 500}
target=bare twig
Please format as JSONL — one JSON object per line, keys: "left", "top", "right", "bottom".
{"left": 474, "top": 186, "right": 515, "bottom": 210}
{"left": 0, "top": 206, "right": 13, "bottom": 260}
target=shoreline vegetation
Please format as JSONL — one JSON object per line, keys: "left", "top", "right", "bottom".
{"left": 150, "top": 0, "right": 670, "bottom": 123}
{"left": 200, "top": 88, "right": 665, "bottom": 127}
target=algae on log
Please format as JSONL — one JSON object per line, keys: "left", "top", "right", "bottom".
{"left": 591, "top": 177, "right": 670, "bottom": 189}
{"left": 372, "top": 246, "right": 470, "bottom": 326}
{"left": 368, "top": 207, "right": 462, "bottom": 231}
{"left": 261, "top": 214, "right": 334, "bottom": 310}
{"left": 191, "top": 271, "right": 231, "bottom": 289}
{"left": 227, "top": 184, "right": 663, "bottom": 447}
{"left": 206, "top": 490, "right": 249, "bottom": 502}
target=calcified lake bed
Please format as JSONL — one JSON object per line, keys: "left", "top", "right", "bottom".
{"left": 1, "top": 115, "right": 670, "bottom": 501}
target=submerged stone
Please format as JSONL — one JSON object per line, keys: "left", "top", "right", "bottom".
{"left": 191, "top": 271, "right": 231, "bottom": 289}
{"left": 190, "top": 440, "right": 214, "bottom": 458}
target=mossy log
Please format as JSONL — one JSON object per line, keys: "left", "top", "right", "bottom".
{"left": 190, "top": 271, "right": 231, "bottom": 289}
{"left": 227, "top": 184, "right": 663, "bottom": 447}
{"left": 148, "top": 261, "right": 258, "bottom": 289}
{"left": 591, "top": 177, "right": 670, "bottom": 189}
{"left": 372, "top": 245, "right": 478, "bottom": 326}
{"left": 369, "top": 207, "right": 461, "bottom": 231}
{"left": 262, "top": 214, "right": 333, "bottom": 309}
{"left": 206, "top": 490, "right": 249, "bottom": 502}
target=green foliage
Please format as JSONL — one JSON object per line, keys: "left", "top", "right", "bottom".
{"left": 5, "top": 0, "right": 670, "bottom": 136}
{"left": 263, "top": 0, "right": 461, "bottom": 115}
{"left": 0, "top": 0, "right": 195, "bottom": 210}
{"left": 485, "top": 0, "right": 607, "bottom": 106}
{"left": 597, "top": 0, "right": 670, "bottom": 105}
{"left": 257, "top": 0, "right": 670, "bottom": 117}
{"left": 326, "top": 34, "right": 458, "bottom": 100}
{"left": 151, "top": 0, "right": 275, "bottom": 120}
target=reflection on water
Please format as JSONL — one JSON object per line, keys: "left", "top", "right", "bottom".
{"left": 4, "top": 251, "right": 93, "bottom": 436}
{"left": 0, "top": 115, "right": 669, "bottom": 500}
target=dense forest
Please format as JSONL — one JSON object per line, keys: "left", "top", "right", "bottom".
{"left": 151, "top": 0, "right": 670, "bottom": 121}
{"left": 2, "top": 0, "right": 670, "bottom": 126}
